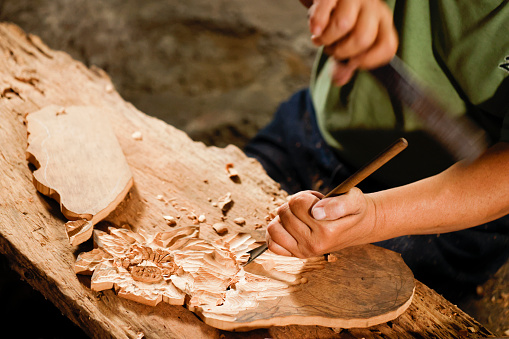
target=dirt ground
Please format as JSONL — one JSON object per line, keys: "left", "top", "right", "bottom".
{"left": 0, "top": 0, "right": 508, "bottom": 337}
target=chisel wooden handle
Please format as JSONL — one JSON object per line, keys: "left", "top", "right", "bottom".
{"left": 324, "top": 137, "right": 408, "bottom": 198}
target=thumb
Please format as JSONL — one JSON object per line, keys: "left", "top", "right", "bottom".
{"left": 311, "top": 188, "right": 363, "bottom": 220}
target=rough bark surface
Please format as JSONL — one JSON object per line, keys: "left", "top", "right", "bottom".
{"left": 0, "top": 23, "right": 494, "bottom": 338}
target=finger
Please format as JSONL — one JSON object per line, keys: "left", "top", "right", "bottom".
{"left": 267, "top": 237, "right": 293, "bottom": 256}
{"left": 311, "top": 187, "right": 364, "bottom": 220}
{"left": 330, "top": 59, "right": 359, "bottom": 86}
{"left": 285, "top": 192, "right": 322, "bottom": 232}
{"left": 352, "top": 7, "right": 398, "bottom": 69}
{"left": 328, "top": 3, "right": 379, "bottom": 60}
{"left": 314, "top": 0, "right": 361, "bottom": 46}
{"left": 266, "top": 216, "right": 300, "bottom": 256}
{"left": 308, "top": 0, "right": 338, "bottom": 38}
{"left": 278, "top": 191, "right": 324, "bottom": 210}
{"left": 277, "top": 201, "right": 314, "bottom": 246}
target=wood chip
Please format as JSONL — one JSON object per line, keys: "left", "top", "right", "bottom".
{"left": 163, "top": 215, "right": 177, "bottom": 226}
{"left": 132, "top": 131, "right": 143, "bottom": 141}
{"left": 105, "top": 83, "right": 114, "bottom": 93}
{"left": 212, "top": 223, "right": 228, "bottom": 235}
{"left": 233, "top": 217, "right": 245, "bottom": 226}
{"left": 55, "top": 107, "right": 66, "bottom": 116}
{"left": 327, "top": 253, "right": 338, "bottom": 263}
{"left": 217, "top": 192, "right": 233, "bottom": 214}
{"left": 225, "top": 163, "right": 240, "bottom": 182}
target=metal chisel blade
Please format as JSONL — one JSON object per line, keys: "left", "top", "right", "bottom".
{"left": 243, "top": 243, "right": 268, "bottom": 266}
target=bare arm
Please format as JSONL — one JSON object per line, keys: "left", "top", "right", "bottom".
{"left": 267, "top": 142, "right": 509, "bottom": 257}
{"left": 372, "top": 142, "right": 509, "bottom": 239}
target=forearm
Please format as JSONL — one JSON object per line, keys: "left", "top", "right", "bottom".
{"left": 369, "top": 142, "right": 509, "bottom": 241}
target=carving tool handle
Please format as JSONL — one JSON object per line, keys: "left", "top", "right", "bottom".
{"left": 324, "top": 137, "right": 408, "bottom": 198}
{"left": 244, "top": 137, "right": 408, "bottom": 266}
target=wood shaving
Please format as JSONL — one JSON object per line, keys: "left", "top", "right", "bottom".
{"left": 132, "top": 131, "right": 143, "bottom": 141}
{"left": 225, "top": 163, "right": 240, "bottom": 181}
{"left": 163, "top": 215, "right": 177, "bottom": 226}
{"left": 217, "top": 192, "right": 233, "bottom": 214}
{"left": 212, "top": 223, "right": 228, "bottom": 235}
{"left": 55, "top": 107, "right": 66, "bottom": 116}
{"left": 233, "top": 217, "right": 246, "bottom": 226}
{"left": 327, "top": 253, "right": 338, "bottom": 263}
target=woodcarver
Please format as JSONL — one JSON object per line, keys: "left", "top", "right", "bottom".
{"left": 246, "top": 0, "right": 509, "bottom": 303}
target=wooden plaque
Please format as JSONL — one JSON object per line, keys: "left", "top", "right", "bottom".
{"left": 26, "top": 105, "right": 133, "bottom": 245}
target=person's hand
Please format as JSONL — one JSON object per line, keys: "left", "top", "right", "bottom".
{"left": 266, "top": 188, "right": 379, "bottom": 258}
{"left": 305, "top": 0, "right": 399, "bottom": 86}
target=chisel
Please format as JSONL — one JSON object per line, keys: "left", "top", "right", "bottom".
{"left": 244, "top": 137, "right": 408, "bottom": 266}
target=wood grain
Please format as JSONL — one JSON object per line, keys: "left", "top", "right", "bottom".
{"left": 75, "top": 226, "right": 413, "bottom": 331}
{"left": 206, "top": 245, "right": 414, "bottom": 331}
{"left": 26, "top": 105, "right": 133, "bottom": 245}
{"left": 0, "top": 23, "right": 494, "bottom": 338}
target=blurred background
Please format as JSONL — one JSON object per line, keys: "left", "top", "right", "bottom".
{"left": 0, "top": 0, "right": 507, "bottom": 337}
{"left": 0, "top": 0, "right": 315, "bottom": 148}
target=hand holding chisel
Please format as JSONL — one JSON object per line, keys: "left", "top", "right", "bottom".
{"left": 244, "top": 137, "right": 408, "bottom": 266}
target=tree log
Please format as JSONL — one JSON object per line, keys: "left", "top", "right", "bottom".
{"left": 0, "top": 23, "right": 493, "bottom": 338}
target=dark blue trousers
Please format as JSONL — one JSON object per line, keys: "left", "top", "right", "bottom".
{"left": 245, "top": 89, "right": 509, "bottom": 301}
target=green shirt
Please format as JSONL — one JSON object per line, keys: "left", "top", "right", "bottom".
{"left": 311, "top": 1, "right": 509, "bottom": 187}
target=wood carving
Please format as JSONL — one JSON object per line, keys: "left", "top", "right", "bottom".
{"left": 1, "top": 24, "right": 492, "bottom": 338}
{"left": 76, "top": 226, "right": 415, "bottom": 331}
{"left": 26, "top": 105, "right": 133, "bottom": 245}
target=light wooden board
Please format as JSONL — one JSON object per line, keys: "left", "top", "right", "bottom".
{"left": 0, "top": 23, "right": 494, "bottom": 338}
{"left": 26, "top": 105, "right": 133, "bottom": 245}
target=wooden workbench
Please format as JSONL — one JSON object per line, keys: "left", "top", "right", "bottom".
{"left": 0, "top": 22, "right": 493, "bottom": 338}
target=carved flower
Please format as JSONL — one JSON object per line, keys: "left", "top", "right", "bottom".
{"left": 75, "top": 226, "right": 325, "bottom": 321}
